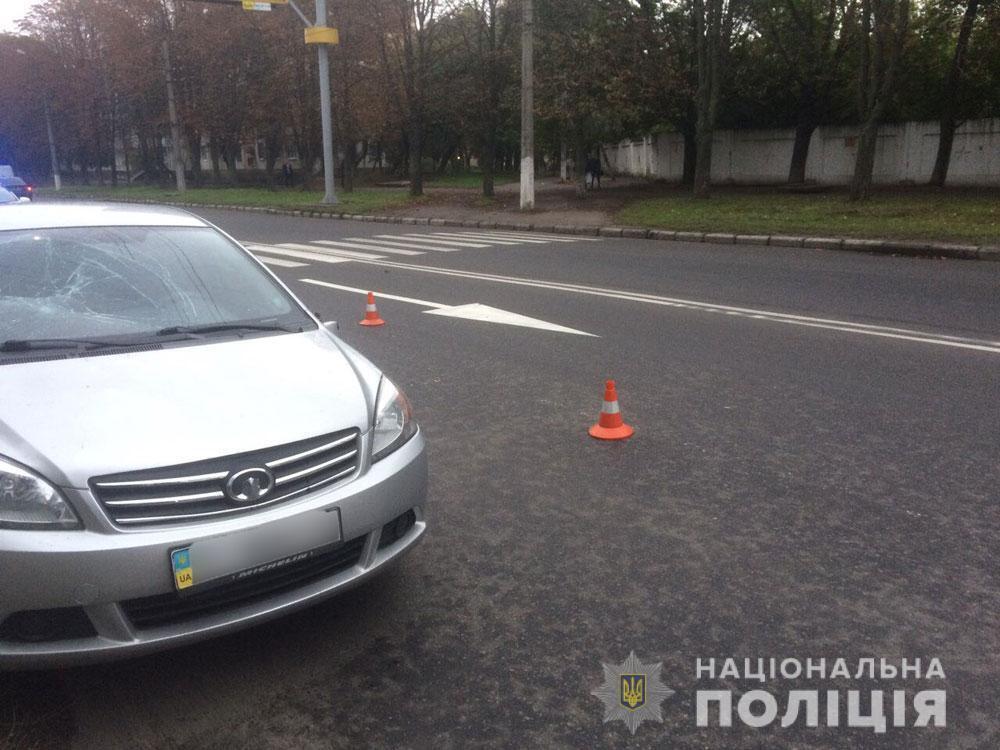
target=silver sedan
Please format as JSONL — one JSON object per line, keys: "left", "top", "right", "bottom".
{"left": 0, "top": 204, "right": 428, "bottom": 669}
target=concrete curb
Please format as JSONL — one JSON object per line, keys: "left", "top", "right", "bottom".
{"left": 53, "top": 196, "right": 998, "bottom": 262}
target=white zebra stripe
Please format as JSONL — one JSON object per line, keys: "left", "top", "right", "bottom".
{"left": 398, "top": 233, "right": 502, "bottom": 247}
{"left": 276, "top": 242, "right": 385, "bottom": 260}
{"left": 484, "top": 230, "right": 601, "bottom": 242}
{"left": 372, "top": 234, "right": 474, "bottom": 250}
{"left": 311, "top": 239, "right": 423, "bottom": 256}
{"left": 244, "top": 244, "right": 353, "bottom": 265}
{"left": 255, "top": 256, "right": 309, "bottom": 268}
{"left": 448, "top": 231, "right": 574, "bottom": 244}
{"left": 427, "top": 232, "right": 523, "bottom": 245}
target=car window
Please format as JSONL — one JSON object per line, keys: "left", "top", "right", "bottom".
{"left": 0, "top": 226, "right": 314, "bottom": 346}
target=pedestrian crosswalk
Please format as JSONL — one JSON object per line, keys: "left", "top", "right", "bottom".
{"left": 243, "top": 230, "right": 600, "bottom": 268}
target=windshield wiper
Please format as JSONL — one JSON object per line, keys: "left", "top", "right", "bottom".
{"left": 155, "top": 323, "right": 301, "bottom": 337}
{"left": 0, "top": 338, "right": 125, "bottom": 353}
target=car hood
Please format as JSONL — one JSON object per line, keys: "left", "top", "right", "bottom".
{"left": 0, "top": 330, "right": 374, "bottom": 488}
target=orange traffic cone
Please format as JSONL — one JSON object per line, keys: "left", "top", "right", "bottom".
{"left": 589, "top": 380, "right": 634, "bottom": 440}
{"left": 359, "top": 291, "right": 385, "bottom": 327}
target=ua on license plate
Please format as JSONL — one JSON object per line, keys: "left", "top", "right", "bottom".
{"left": 170, "top": 508, "right": 342, "bottom": 592}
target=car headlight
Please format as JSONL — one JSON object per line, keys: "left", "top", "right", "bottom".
{"left": 0, "top": 456, "right": 80, "bottom": 529}
{"left": 371, "top": 377, "right": 417, "bottom": 462}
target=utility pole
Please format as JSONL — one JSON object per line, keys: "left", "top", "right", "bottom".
{"left": 314, "top": 0, "right": 337, "bottom": 204}
{"left": 44, "top": 101, "right": 62, "bottom": 191}
{"left": 519, "top": 0, "right": 534, "bottom": 210}
{"left": 161, "top": 35, "right": 187, "bottom": 192}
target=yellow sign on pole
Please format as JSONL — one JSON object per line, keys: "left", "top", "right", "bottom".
{"left": 304, "top": 26, "right": 339, "bottom": 45}
{"left": 242, "top": 0, "right": 288, "bottom": 8}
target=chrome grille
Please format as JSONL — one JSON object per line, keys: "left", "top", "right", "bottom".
{"left": 91, "top": 429, "right": 360, "bottom": 527}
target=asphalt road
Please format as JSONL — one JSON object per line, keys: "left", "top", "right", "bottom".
{"left": 4, "top": 210, "right": 999, "bottom": 749}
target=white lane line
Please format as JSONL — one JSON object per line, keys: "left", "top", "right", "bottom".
{"left": 245, "top": 244, "right": 353, "bottom": 265}
{"left": 299, "top": 280, "right": 446, "bottom": 308}
{"left": 447, "top": 231, "right": 576, "bottom": 244}
{"left": 305, "top": 256, "right": 1000, "bottom": 354}
{"left": 485, "top": 230, "right": 601, "bottom": 242}
{"left": 299, "top": 279, "right": 597, "bottom": 337}
{"left": 372, "top": 234, "right": 476, "bottom": 251}
{"left": 277, "top": 242, "right": 385, "bottom": 260}
{"left": 311, "top": 239, "right": 424, "bottom": 256}
{"left": 255, "top": 256, "right": 309, "bottom": 268}
{"left": 427, "top": 232, "right": 523, "bottom": 245}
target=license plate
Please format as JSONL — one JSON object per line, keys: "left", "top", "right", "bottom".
{"left": 170, "top": 508, "right": 342, "bottom": 592}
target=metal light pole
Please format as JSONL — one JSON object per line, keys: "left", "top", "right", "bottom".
{"left": 162, "top": 35, "right": 187, "bottom": 192}
{"left": 519, "top": 0, "right": 534, "bottom": 210}
{"left": 44, "top": 101, "right": 62, "bottom": 191}
{"left": 314, "top": 0, "right": 337, "bottom": 204}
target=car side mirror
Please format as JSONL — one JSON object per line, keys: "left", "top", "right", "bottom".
{"left": 324, "top": 320, "right": 340, "bottom": 332}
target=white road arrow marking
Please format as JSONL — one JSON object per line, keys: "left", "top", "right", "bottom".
{"left": 422, "top": 303, "right": 597, "bottom": 335}
{"left": 299, "top": 278, "right": 598, "bottom": 337}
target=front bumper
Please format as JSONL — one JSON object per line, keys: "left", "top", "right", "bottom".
{"left": 0, "top": 430, "right": 427, "bottom": 670}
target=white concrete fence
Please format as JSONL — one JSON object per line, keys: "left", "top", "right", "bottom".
{"left": 604, "top": 118, "right": 1000, "bottom": 186}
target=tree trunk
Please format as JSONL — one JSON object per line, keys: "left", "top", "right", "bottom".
{"left": 850, "top": 0, "right": 909, "bottom": 200}
{"left": 482, "top": 120, "right": 497, "bottom": 197}
{"left": 408, "top": 117, "right": 423, "bottom": 196}
{"left": 788, "top": 122, "right": 815, "bottom": 184}
{"left": 575, "top": 140, "right": 588, "bottom": 196}
{"left": 109, "top": 110, "right": 118, "bottom": 187}
{"left": 693, "top": 127, "right": 713, "bottom": 197}
{"left": 95, "top": 123, "right": 105, "bottom": 186}
{"left": 342, "top": 140, "right": 356, "bottom": 193}
{"left": 223, "top": 142, "right": 239, "bottom": 186}
{"left": 692, "top": 0, "right": 726, "bottom": 198}
{"left": 850, "top": 118, "right": 880, "bottom": 201}
{"left": 209, "top": 136, "right": 221, "bottom": 183}
{"left": 929, "top": 0, "right": 979, "bottom": 187}
{"left": 600, "top": 146, "right": 616, "bottom": 180}
{"left": 187, "top": 130, "right": 203, "bottom": 187}
{"left": 681, "top": 126, "right": 697, "bottom": 185}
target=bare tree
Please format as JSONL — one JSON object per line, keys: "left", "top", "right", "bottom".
{"left": 849, "top": 0, "right": 910, "bottom": 201}
{"left": 928, "top": 0, "right": 980, "bottom": 186}
{"left": 376, "top": 0, "right": 439, "bottom": 197}
{"left": 452, "top": 0, "right": 515, "bottom": 197}
{"left": 692, "top": 0, "right": 741, "bottom": 198}
{"left": 758, "top": 0, "right": 853, "bottom": 184}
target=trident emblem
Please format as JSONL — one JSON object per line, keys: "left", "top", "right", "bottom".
{"left": 620, "top": 674, "right": 646, "bottom": 711}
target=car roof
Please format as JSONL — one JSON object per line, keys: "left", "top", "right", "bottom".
{"left": 0, "top": 202, "right": 209, "bottom": 231}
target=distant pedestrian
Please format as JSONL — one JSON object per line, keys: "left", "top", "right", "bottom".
{"left": 282, "top": 161, "right": 294, "bottom": 187}
{"left": 586, "top": 156, "right": 602, "bottom": 190}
